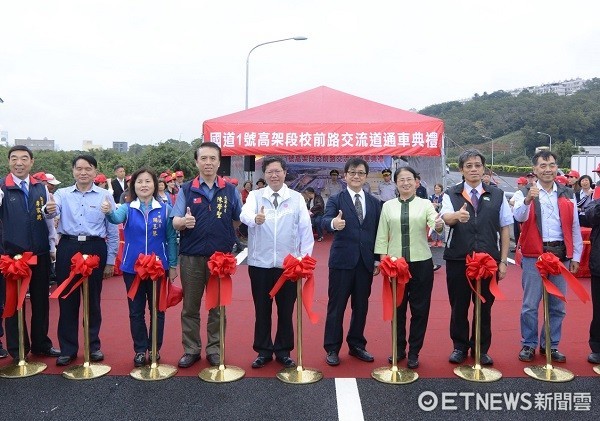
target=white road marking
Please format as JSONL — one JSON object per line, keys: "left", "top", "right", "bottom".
{"left": 335, "top": 378, "right": 364, "bottom": 421}
{"left": 235, "top": 248, "right": 248, "bottom": 265}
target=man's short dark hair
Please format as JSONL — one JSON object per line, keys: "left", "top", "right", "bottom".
{"left": 8, "top": 145, "right": 33, "bottom": 159}
{"left": 261, "top": 156, "right": 287, "bottom": 173}
{"left": 304, "top": 187, "right": 315, "bottom": 193}
{"left": 458, "top": 149, "right": 486, "bottom": 169}
{"left": 72, "top": 154, "right": 98, "bottom": 168}
{"left": 532, "top": 150, "right": 557, "bottom": 166}
{"left": 344, "top": 158, "right": 369, "bottom": 174}
{"left": 194, "top": 141, "right": 222, "bottom": 160}
{"left": 114, "top": 164, "right": 125, "bottom": 172}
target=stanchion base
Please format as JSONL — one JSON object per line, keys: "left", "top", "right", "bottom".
{"left": 62, "top": 363, "right": 112, "bottom": 380}
{"left": 371, "top": 366, "right": 418, "bottom": 384}
{"left": 454, "top": 365, "right": 502, "bottom": 382}
{"left": 130, "top": 363, "right": 177, "bottom": 381}
{"left": 199, "top": 365, "right": 245, "bottom": 383}
{"left": 593, "top": 365, "right": 600, "bottom": 375}
{"left": 0, "top": 360, "right": 47, "bottom": 378}
{"left": 276, "top": 366, "right": 322, "bottom": 384}
{"left": 524, "top": 365, "right": 574, "bottom": 382}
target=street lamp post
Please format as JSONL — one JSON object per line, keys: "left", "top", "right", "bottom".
{"left": 537, "top": 131, "right": 552, "bottom": 151}
{"left": 482, "top": 135, "right": 494, "bottom": 169}
{"left": 245, "top": 36, "right": 307, "bottom": 109}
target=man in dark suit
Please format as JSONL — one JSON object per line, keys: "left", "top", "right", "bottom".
{"left": 110, "top": 164, "right": 126, "bottom": 203}
{"left": 321, "top": 157, "right": 382, "bottom": 366}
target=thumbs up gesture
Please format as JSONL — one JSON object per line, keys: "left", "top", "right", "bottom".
{"left": 45, "top": 193, "right": 57, "bottom": 214}
{"left": 255, "top": 206, "right": 266, "bottom": 225}
{"left": 457, "top": 203, "right": 470, "bottom": 223}
{"left": 333, "top": 209, "right": 345, "bottom": 230}
{"left": 434, "top": 214, "right": 444, "bottom": 231}
{"left": 184, "top": 206, "right": 196, "bottom": 229}
{"left": 525, "top": 185, "right": 540, "bottom": 205}
{"left": 101, "top": 194, "right": 113, "bottom": 214}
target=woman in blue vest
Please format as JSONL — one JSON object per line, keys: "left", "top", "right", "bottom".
{"left": 102, "top": 168, "right": 178, "bottom": 367}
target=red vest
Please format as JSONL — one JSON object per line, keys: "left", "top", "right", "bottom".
{"left": 520, "top": 195, "right": 574, "bottom": 259}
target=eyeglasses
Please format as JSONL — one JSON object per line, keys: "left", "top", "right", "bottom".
{"left": 347, "top": 171, "right": 367, "bottom": 177}
{"left": 265, "top": 169, "right": 284, "bottom": 176}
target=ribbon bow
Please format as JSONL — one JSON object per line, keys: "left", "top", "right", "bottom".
{"left": 50, "top": 253, "right": 100, "bottom": 299}
{"left": 465, "top": 252, "right": 505, "bottom": 303}
{"left": 128, "top": 253, "right": 168, "bottom": 311}
{"left": 535, "top": 252, "right": 590, "bottom": 303}
{"left": 206, "top": 251, "right": 238, "bottom": 310}
{"left": 379, "top": 256, "right": 411, "bottom": 321}
{"left": 0, "top": 252, "right": 38, "bottom": 318}
{"left": 269, "top": 254, "right": 319, "bottom": 323}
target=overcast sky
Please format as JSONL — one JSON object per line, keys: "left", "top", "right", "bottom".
{"left": 1, "top": 0, "right": 599, "bottom": 151}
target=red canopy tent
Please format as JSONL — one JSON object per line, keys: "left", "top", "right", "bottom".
{"left": 202, "top": 86, "right": 444, "bottom": 157}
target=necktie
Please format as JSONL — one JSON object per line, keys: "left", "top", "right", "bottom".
{"left": 470, "top": 188, "right": 478, "bottom": 213}
{"left": 21, "top": 180, "right": 29, "bottom": 208}
{"left": 272, "top": 192, "right": 279, "bottom": 209}
{"left": 354, "top": 194, "right": 364, "bottom": 223}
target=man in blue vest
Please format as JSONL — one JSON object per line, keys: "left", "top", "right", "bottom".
{"left": 171, "top": 142, "right": 242, "bottom": 368}
{"left": 0, "top": 145, "right": 60, "bottom": 361}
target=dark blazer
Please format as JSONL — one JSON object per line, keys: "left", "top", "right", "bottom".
{"left": 322, "top": 189, "right": 381, "bottom": 270}
{"left": 111, "top": 178, "right": 125, "bottom": 203}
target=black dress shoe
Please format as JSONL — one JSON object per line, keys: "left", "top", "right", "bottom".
{"left": 207, "top": 353, "right": 220, "bottom": 366}
{"left": 90, "top": 350, "right": 104, "bottom": 362}
{"left": 433, "top": 264, "right": 442, "bottom": 272}
{"left": 540, "top": 347, "right": 566, "bottom": 363}
{"left": 326, "top": 351, "right": 340, "bottom": 366}
{"left": 251, "top": 355, "right": 273, "bottom": 368}
{"left": 56, "top": 355, "right": 76, "bottom": 366}
{"left": 0, "top": 346, "right": 8, "bottom": 359}
{"left": 588, "top": 352, "right": 600, "bottom": 364}
{"left": 388, "top": 352, "right": 406, "bottom": 364}
{"left": 518, "top": 346, "right": 535, "bottom": 362}
{"left": 276, "top": 356, "right": 296, "bottom": 368}
{"left": 407, "top": 356, "right": 419, "bottom": 369}
{"left": 449, "top": 349, "right": 466, "bottom": 364}
{"left": 33, "top": 347, "right": 61, "bottom": 357}
{"left": 133, "top": 352, "right": 146, "bottom": 367}
{"left": 178, "top": 353, "right": 201, "bottom": 368}
{"left": 348, "top": 347, "right": 374, "bottom": 362}
{"left": 479, "top": 353, "right": 494, "bottom": 366}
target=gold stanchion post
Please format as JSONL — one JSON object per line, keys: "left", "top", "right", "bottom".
{"left": 131, "top": 279, "right": 177, "bottom": 381}
{"left": 199, "top": 274, "right": 245, "bottom": 383}
{"left": 454, "top": 280, "right": 502, "bottom": 382}
{"left": 524, "top": 287, "right": 574, "bottom": 382}
{"left": 276, "top": 278, "right": 322, "bottom": 384}
{"left": 0, "top": 278, "right": 47, "bottom": 378}
{"left": 62, "top": 278, "right": 111, "bottom": 380}
{"left": 372, "top": 276, "right": 418, "bottom": 384}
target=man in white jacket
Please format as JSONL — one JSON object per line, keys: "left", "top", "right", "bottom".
{"left": 240, "top": 156, "right": 314, "bottom": 369}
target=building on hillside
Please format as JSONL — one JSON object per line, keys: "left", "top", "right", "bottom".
{"left": 113, "top": 141, "right": 128, "bottom": 152}
{"left": 0, "top": 131, "right": 8, "bottom": 147}
{"left": 82, "top": 140, "right": 102, "bottom": 151}
{"left": 509, "top": 78, "right": 585, "bottom": 97}
{"left": 15, "top": 137, "right": 55, "bottom": 151}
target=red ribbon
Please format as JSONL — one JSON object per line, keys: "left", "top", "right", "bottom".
{"left": 379, "top": 256, "right": 411, "bottom": 321}
{"left": 0, "top": 252, "right": 38, "bottom": 318}
{"left": 206, "top": 251, "right": 238, "bottom": 310}
{"left": 269, "top": 254, "right": 319, "bottom": 323}
{"left": 128, "top": 253, "right": 168, "bottom": 311}
{"left": 535, "top": 252, "right": 590, "bottom": 303}
{"left": 50, "top": 253, "right": 100, "bottom": 299}
{"left": 465, "top": 252, "right": 505, "bottom": 303}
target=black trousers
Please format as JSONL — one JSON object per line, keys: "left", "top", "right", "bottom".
{"left": 0, "top": 274, "right": 5, "bottom": 342}
{"left": 324, "top": 260, "right": 373, "bottom": 353}
{"left": 590, "top": 275, "right": 600, "bottom": 353}
{"left": 248, "top": 266, "right": 297, "bottom": 358}
{"left": 6, "top": 253, "right": 53, "bottom": 358}
{"left": 446, "top": 259, "right": 495, "bottom": 354}
{"left": 395, "top": 259, "right": 434, "bottom": 357}
{"left": 56, "top": 238, "right": 107, "bottom": 357}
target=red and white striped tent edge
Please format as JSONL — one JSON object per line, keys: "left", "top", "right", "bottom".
{"left": 202, "top": 86, "right": 444, "bottom": 157}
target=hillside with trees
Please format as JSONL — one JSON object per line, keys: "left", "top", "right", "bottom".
{"left": 419, "top": 78, "right": 600, "bottom": 167}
